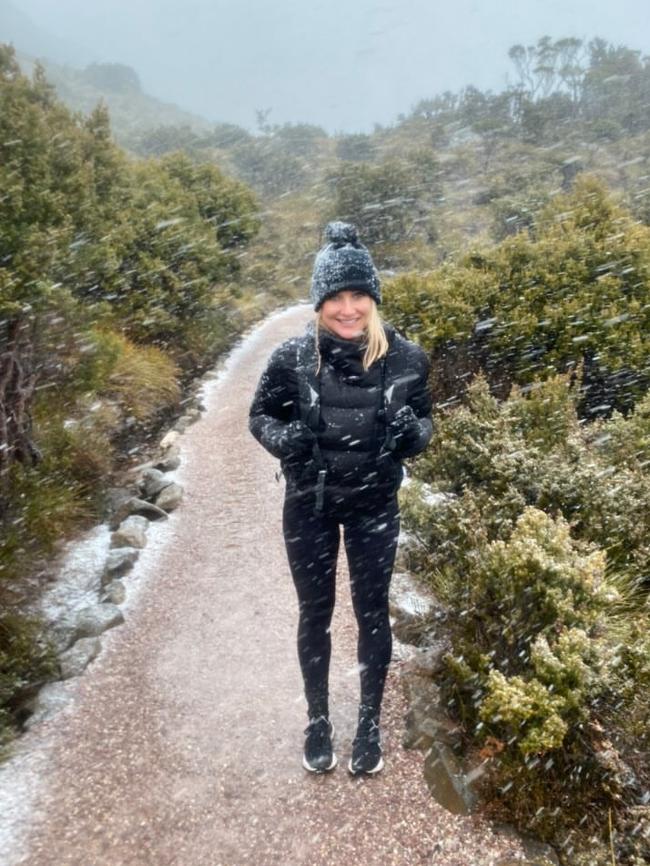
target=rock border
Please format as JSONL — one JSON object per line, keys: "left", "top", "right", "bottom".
{"left": 17, "top": 368, "right": 222, "bottom": 731}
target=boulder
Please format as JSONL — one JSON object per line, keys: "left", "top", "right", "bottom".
{"left": 173, "top": 415, "right": 191, "bottom": 434}
{"left": 102, "top": 547, "right": 140, "bottom": 583}
{"left": 392, "top": 636, "right": 418, "bottom": 663}
{"left": 181, "top": 407, "right": 202, "bottom": 426}
{"left": 402, "top": 674, "right": 462, "bottom": 751}
{"left": 59, "top": 637, "right": 102, "bottom": 680}
{"left": 50, "top": 612, "right": 83, "bottom": 653}
{"left": 154, "top": 482, "right": 184, "bottom": 512}
{"left": 159, "top": 430, "right": 181, "bottom": 450}
{"left": 137, "top": 467, "right": 172, "bottom": 500}
{"left": 103, "top": 486, "right": 138, "bottom": 522}
{"left": 401, "top": 638, "right": 450, "bottom": 677}
{"left": 110, "top": 515, "right": 148, "bottom": 549}
{"left": 75, "top": 603, "right": 124, "bottom": 638}
{"left": 102, "top": 578, "right": 126, "bottom": 605}
{"left": 424, "top": 739, "right": 478, "bottom": 815}
{"left": 22, "top": 681, "right": 74, "bottom": 730}
{"left": 153, "top": 443, "right": 181, "bottom": 472}
{"left": 109, "top": 497, "right": 168, "bottom": 530}
{"left": 389, "top": 571, "right": 436, "bottom": 644}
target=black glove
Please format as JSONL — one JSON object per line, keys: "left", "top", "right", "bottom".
{"left": 386, "top": 405, "right": 421, "bottom": 451}
{"left": 276, "top": 420, "right": 317, "bottom": 461}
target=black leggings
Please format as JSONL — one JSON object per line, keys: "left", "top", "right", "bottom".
{"left": 282, "top": 489, "right": 400, "bottom": 720}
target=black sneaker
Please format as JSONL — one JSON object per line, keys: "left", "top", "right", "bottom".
{"left": 348, "top": 708, "right": 384, "bottom": 775}
{"left": 302, "top": 715, "right": 337, "bottom": 772}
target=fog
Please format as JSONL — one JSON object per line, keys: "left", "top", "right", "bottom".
{"left": 6, "top": 0, "right": 650, "bottom": 132}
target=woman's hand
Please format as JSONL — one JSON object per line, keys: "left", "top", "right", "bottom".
{"left": 277, "top": 420, "right": 317, "bottom": 460}
{"left": 387, "top": 405, "right": 421, "bottom": 451}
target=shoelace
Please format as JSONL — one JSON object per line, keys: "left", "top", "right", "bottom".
{"left": 355, "top": 717, "right": 380, "bottom": 744}
{"left": 304, "top": 715, "right": 330, "bottom": 739}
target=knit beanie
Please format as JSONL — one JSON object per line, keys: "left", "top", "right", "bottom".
{"left": 310, "top": 221, "right": 381, "bottom": 311}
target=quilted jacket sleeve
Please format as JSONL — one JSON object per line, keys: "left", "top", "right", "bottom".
{"left": 396, "top": 344, "right": 434, "bottom": 459}
{"left": 248, "top": 342, "right": 298, "bottom": 459}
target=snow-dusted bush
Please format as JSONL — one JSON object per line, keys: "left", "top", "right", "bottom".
{"left": 400, "top": 371, "right": 650, "bottom": 859}
{"left": 383, "top": 176, "right": 650, "bottom": 415}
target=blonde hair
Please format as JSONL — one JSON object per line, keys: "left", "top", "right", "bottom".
{"left": 315, "top": 299, "right": 389, "bottom": 374}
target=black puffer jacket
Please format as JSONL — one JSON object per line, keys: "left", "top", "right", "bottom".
{"left": 249, "top": 321, "right": 433, "bottom": 506}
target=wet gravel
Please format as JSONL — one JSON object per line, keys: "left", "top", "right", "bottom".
{"left": 3, "top": 304, "right": 525, "bottom": 866}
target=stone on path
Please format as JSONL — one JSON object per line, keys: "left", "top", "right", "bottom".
{"left": 154, "top": 481, "right": 183, "bottom": 512}
{"left": 23, "top": 683, "right": 74, "bottom": 730}
{"left": 110, "top": 515, "right": 149, "bottom": 549}
{"left": 75, "top": 603, "right": 124, "bottom": 638}
{"left": 102, "top": 547, "right": 139, "bottom": 583}
{"left": 59, "top": 638, "right": 102, "bottom": 680}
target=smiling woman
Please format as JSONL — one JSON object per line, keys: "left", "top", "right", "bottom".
{"left": 249, "top": 220, "right": 433, "bottom": 778}
{"left": 319, "top": 290, "right": 373, "bottom": 340}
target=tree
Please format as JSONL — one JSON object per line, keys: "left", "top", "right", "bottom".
{"left": 327, "top": 153, "right": 442, "bottom": 252}
{"left": 0, "top": 45, "right": 91, "bottom": 498}
{"left": 508, "top": 36, "right": 586, "bottom": 103}
{"left": 582, "top": 38, "right": 650, "bottom": 134}
{"left": 81, "top": 62, "right": 142, "bottom": 94}
{"left": 384, "top": 177, "right": 650, "bottom": 414}
{"left": 133, "top": 124, "right": 203, "bottom": 157}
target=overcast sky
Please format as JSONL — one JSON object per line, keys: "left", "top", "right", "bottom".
{"left": 9, "top": 0, "right": 650, "bottom": 133}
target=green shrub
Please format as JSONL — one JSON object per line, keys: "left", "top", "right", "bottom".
{"left": 0, "top": 613, "right": 57, "bottom": 754}
{"left": 0, "top": 49, "right": 263, "bottom": 747}
{"left": 399, "top": 371, "right": 650, "bottom": 857}
{"left": 586, "top": 390, "right": 650, "bottom": 472}
{"left": 384, "top": 176, "right": 650, "bottom": 414}
{"left": 406, "top": 373, "right": 650, "bottom": 588}
{"left": 100, "top": 331, "right": 181, "bottom": 421}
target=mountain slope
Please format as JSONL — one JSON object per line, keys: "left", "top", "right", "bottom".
{"left": 2, "top": 0, "right": 212, "bottom": 147}
{"left": 0, "top": 0, "right": 88, "bottom": 65}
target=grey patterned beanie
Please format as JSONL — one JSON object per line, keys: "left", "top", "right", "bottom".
{"left": 310, "top": 221, "right": 381, "bottom": 311}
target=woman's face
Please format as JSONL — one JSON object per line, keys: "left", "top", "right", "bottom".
{"left": 320, "top": 290, "right": 373, "bottom": 340}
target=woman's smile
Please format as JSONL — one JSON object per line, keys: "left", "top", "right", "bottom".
{"left": 320, "top": 290, "right": 372, "bottom": 339}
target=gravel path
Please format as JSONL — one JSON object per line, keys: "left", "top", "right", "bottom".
{"left": 2, "top": 304, "right": 525, "bottom": 866}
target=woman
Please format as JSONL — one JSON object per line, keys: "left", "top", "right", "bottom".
{"left": 249, "top": 222, "right": 433, "bottom": 775}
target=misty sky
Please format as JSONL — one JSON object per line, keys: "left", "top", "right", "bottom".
{"left": 10, "top": 0, "right": 650, "bottom": 133}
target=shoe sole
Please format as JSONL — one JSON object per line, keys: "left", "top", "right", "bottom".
{"left": 303, "top": 722, "right": 337, "bottom": 773}
{"left": 303, "top": 752, "right": 338, "bottom": 772}
{"left": 347, "top": 753, "right": 384, "bottom": 775}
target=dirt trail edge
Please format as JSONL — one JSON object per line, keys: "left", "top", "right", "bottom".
{"left": 1, "top": 304, "right": 524, "bottom": 866}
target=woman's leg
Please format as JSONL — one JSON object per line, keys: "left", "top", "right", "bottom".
{"left": 342, "top": 495, "right": 400, "bottom": 715}
{"left": 282, "top": 492, "right": 340, "bottom": 719}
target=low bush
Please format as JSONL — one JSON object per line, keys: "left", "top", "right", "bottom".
{"left": 400, "top": 372, "right": 650, "bottom": 862}
{"left": 383, "top": 176, "right": 650, "bottom": 415}
{"left": 0, "top": 613, "right": 58, "bottom": 756}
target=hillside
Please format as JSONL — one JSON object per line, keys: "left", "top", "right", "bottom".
{"left": 0, "top": 0, "right": 86, "bottom": 65}
{"left": 1, "top": 0, "right": 211, "bottom": 148}
{"left": 16, "top": 52, "right": 212, "bottom": 148}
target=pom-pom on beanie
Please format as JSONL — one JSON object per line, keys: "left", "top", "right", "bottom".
{"left": 310, "top": 221, "right": 381, "bottom": 311}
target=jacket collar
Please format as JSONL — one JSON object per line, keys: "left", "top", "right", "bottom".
{"left": 297, "top": 320, "right": 403, "bottom": 428}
